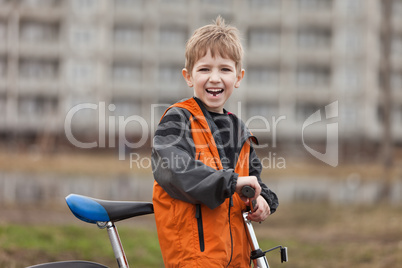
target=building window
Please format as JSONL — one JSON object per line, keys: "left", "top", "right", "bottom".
{"left": 110, "top": 98, "right": 141, "bottom": 118}
{"left": 297, "top": 66, "right": 331, "bottom": 88}
{"left": 159, "top": 27, "right": 187, "bottom": 47}
{"left": 0, "top": 58, "right": 6, "bottom": 78}
{"left": 392, "top": 0, "right": 402, "bottom": 17}
{"left": 160, "top": 0, "right": 187, "bottom": 5}
{"left": 112, "top": 62, "right": 141, "bottom": 82}
{"left": 297, "top": 28, "right": 331, "bottom": 49}
{"left": 115, "top": 0, "right": 143, "bottom": 9}
{"left": 66, "top": 60, "right": 97, "bottom": 86}
{"left": 201, "top": 0, "right": 232, "bottom": 6}
{"left": 19, "top": 59, "right": 58, "bottom": 80}
{"left": 393, "top": 105, "right": 402, "bottom": 125}
{"left": 338, "top": 0, "right": 362, "bottom": 16}
{"left": 337, "top": 28, "right": 362, "bottom": 54}
{"left": 159, "top": 65, "right": 183, "bottom": 85}
{"left": 69, "top": 26, "right": 101, "bottom": 50}
{"left": 298, "top": 0, "right": 332, "bottom": 10}
{"left": 18, "top": 96, "right": 58, "bottom": 119}
{"left": 248, "top": 28, "right": 280, "bottom": 49}
{"left": 336, "top": 65, "right": 361, "bottom": 90}
{"left": 113, "top": 25, "right": 142, "bottom": 46}
{"left": 71, "top": 0, "right": 100, "bottom": 15}
{"left": 247, "top": 66, "right": 279, "bottom": 87}
{"left": 247, "top": 103, "right": 278, "bottom": 118}
{"left": 21, "top": 0, "right": 59, "bottom": 8}
{"left": 340, "top": 103, "right": 358, "bottom": 127}
{"left": 246, "top": 103, "right": 279, "bottom": 134}
{"left": 0, "top": 95, "right": 6, "bottom": 117}
{"left": 20, "top": 20, "right": 59, "bottom": 43}
{"left": 391, "top": 35, "right": 402, "bottom": 56}
{"left": 295, "top": 102, "right": 322, "bottom": 122}
{"left": 250, "top": 0, "right": 280, "bottom": 9}
{"left": 0, "top": 20, "right": 6, "bottom": 42}
{"left": 391, "top": 71, "right": 402, "bottom": 92}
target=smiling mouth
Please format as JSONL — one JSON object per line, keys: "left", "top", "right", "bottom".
{"left": 206, "top": 88, "right": 224, "bottom": 97}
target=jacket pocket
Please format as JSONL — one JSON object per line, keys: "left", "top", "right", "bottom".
{"left": 195, "top": 204, "right": 205, "bottom": 252}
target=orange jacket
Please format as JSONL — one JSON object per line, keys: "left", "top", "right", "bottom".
{"left": 152, "top": 98, "right": 272, "bottom": 267}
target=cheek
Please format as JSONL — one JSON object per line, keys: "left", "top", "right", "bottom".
{"left": 194, "top": 75, "right": 208, "bottom": 86}
{"left": 227, "top": 77, "right": 238, "bottom": 88}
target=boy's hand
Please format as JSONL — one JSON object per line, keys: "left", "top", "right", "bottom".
{"left": 235, "top": 176, "right": 261, "bottom": 203}
{"left": 247, "top": 196, "right": 271, "bottom": 222}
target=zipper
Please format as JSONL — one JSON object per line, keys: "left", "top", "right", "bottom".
{"left": 226, "top": 197, "right": 234, "bottom": 267}
{"left": 195, "top": 204, "right": 205, "bottom": 252}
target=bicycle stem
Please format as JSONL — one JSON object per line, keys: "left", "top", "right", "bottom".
{"left": 106, "top": 221, "right": 129, "bottom": 268}
{"left": 243, "top": 212, "right": 270, "bottom": 268}
{"left": 241, "top": 186, "right": 270, "bottom": 268}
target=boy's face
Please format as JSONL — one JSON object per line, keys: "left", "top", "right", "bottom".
{"left": 182, "top": 50, "right": 244, "bottom": 114}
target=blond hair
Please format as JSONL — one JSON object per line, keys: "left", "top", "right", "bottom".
{"left": 184, "top": 16, "right": 243, "bottom": 75}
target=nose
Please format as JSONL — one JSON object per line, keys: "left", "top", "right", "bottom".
{"left": 209, "top": 69, "right": 221, "bottom": 83}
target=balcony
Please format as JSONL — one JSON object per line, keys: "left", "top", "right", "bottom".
{"left": 0, "top": 58, "right": 6, "bottom": 91}
{"left": 114, "top": 0, "right": 145, "bottom": 21}
{"left": 0, "top": 20, "right": 6, "bottom": 53}
{"left": 111, "top": 62, "right": 142, "bottom": 94}
{"left": 295, "top": 65, "right": 332, "bottom": 92}
{"left": 19, "top": 19, "right": 60, "bottom": 57}
{"left": 296, "top": 27, "right": 333, "bottom": 64}
{"left": 18, "top": 58, "right": 59, "bottom": 91}
{"left": 112, "top": 24, "right": 142, "bottom": 59}
{"left": 16, "top": 95, "right": 60, "bottom": 132}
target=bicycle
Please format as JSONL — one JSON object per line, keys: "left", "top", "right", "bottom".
{"left": 28, "top": 186, "right": 288, "bottom": 268}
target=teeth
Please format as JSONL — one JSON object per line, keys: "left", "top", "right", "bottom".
{"left": 207, "top": 89, "right": 223, "bottom": 92}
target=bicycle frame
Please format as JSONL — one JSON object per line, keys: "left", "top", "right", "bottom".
{"left": 101, "top": 221, "right": 129, "bottom": 268}
{"left": 243, "top": 212, "right": 270, "bottom": 268}
{"left": 28, "top": 194, "right": 154, "bottom": 268}
{"left": 242, "top": 186, "right": 288, "bottom": 268}
{"left": 28, "top": 192, "right": 287, "bottom": 268}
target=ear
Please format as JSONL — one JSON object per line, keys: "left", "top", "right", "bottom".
{"left": 234, "top": 69, "right": 245, "bottom": 88}
{"left": 182, "top": 68, "right": 193, "bottom": 87}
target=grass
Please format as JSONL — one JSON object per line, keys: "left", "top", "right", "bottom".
{"left": 1, "top": 203, "right": 401, "bottom": 268}
{"left": 257, "top": 203, "right": 402, "bottom": 268}
{"left": 0, "top": 224, "right": 163, "bottom": 267}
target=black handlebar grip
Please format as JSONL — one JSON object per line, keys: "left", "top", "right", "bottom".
{"left": 241, "top": 186, "right": 255, "bottom": 198}
{"left": 241, "top": 186, "right": 257, "bottom": 212}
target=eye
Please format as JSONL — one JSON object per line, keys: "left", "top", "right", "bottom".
{"left": 222, "top": 68, "right": 232, "bottom": 72}
{"left": 198, "top": 68, "right": 209, "bottom": 72}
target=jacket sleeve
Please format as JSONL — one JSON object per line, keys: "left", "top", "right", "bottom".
{"left": 152, "top": 107, "right": 238, "bottom": 209}
{"left": 249, "top": 146, "right": 279, "bottom": 213}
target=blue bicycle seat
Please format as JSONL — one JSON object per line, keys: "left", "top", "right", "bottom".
{"left": 65, "top": 194, "right": 154, "bottom": 224}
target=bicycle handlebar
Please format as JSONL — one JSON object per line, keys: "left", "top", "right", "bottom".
{"left": 241, "top": 186, "right": 257, "bottom": 212}
{"left": 241, "top": 185, "right": 256, "bottom": 198}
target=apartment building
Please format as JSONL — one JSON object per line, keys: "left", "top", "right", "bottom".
{"left": 0, "top": 0, "right": 401, "bottom": 149}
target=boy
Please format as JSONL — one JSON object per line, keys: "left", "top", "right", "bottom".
{"left": 152, "top": 16, "right": 278, "bottom": 267}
